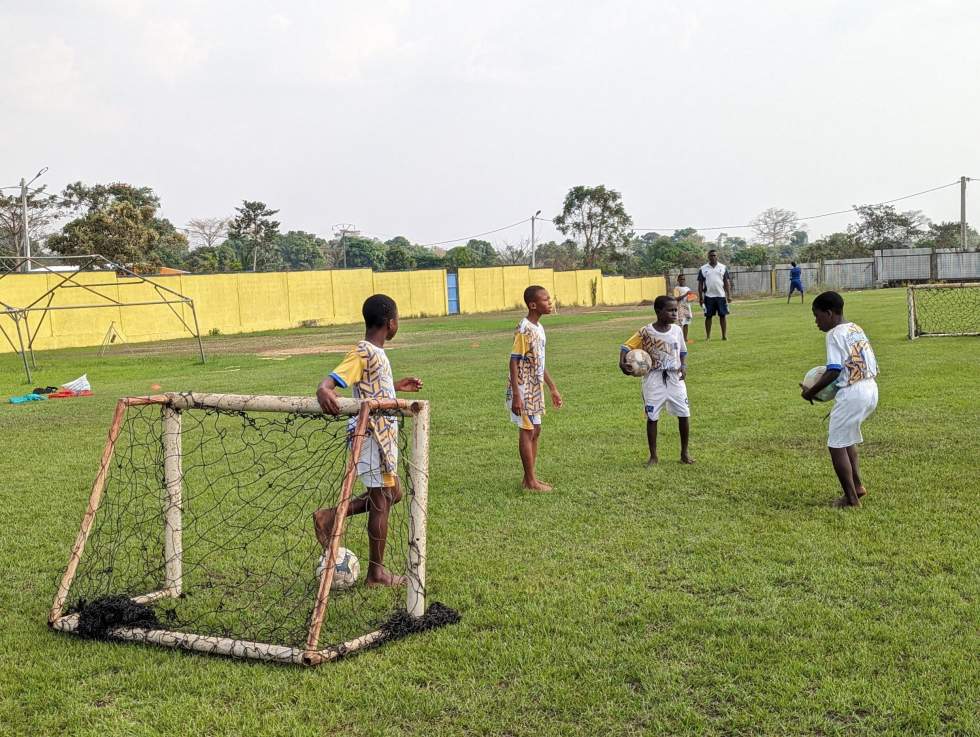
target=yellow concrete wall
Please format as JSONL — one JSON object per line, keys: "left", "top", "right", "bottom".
{"left": 285, "top": 271, "right": 335, "bottom": 325}
{"left": 552, "top": 271, "right": 580, "bottom": 306}
{"left": 331, "top": 269, "right": 375, "bottom": 325}
{"left": 1, "top": 265, "right": 668, "bottom": 354}
{"left": 623, "top": 277, "right": 642, "bottom": 305}
{"left": 408, "top": 269, "right": 447, "bottom": 317}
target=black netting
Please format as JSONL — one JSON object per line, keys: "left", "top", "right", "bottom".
{"left": 63, "top": 402, "right": 434, "bottom": 654}
{"left": 912, "top": 285, "right": 980, "bottom": 336}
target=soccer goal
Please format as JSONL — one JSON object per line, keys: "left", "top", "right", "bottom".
{"left": 49, "top": 392, "right": 456, "bottom": 665}
{"left": 907, "top": 283, "right": 980, "bottom": 339}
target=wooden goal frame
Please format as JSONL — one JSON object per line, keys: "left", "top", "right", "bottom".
{"left": 907, "top": 282, "right": 980, "bottom": 339}
{"left": 48, "top": 392, "right": 430, "bottom": 666}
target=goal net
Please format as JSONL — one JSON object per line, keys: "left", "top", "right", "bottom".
{"left": 49, "top": 392, "right": 456, "bottom": 665}
{"left": 907, "top": 283, "right": 980, "bottom": 339}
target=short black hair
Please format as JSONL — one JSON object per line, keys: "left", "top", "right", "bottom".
{"left": 791, "top": 261, "right": 797, "bottom": 267}
{"left": 812, "top": 291, "right": 844, "bottom": 314}
{"left": 654, "top": 295, "right": 677, "bottom": 311}
{"left": 523, "top": 285, "right": 546, "bottom": 306}
{"left": 708, "top": 249, "right": 717, "bottom": 256}
{"left": 362, "top": 294, "right": 397, "bottom": 329}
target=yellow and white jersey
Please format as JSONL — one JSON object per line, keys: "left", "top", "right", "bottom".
{"left": 329, "top": 340, "right": 398, "bottom": 473}
{"left": 825, "top": 322, "right": 878, "bottom": 388}
{"left": 622, "top": 323, "right": 687, "bottom": 372}
{"left": 506, "top": 317, "right": 547, "bottom": 416}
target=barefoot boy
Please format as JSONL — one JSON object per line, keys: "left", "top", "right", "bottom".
{"left": 620, "top": 295, "right": 694, "bottom": 465}
{"left": 801, "top": 291, "right": 878, "bottom": 508}
{"left": 313, "top": 294, "right": 423, "bottom": 587}
{"left": 672, "top": 273, "right": 694, "bottom": 344}
{"left": 508, "top": 285, "right": 563, "bottom": 491}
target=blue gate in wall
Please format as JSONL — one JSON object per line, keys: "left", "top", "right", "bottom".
{"left": 447, "top": 272, "right": 460, "bottom": 315}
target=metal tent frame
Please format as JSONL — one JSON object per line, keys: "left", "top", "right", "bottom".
{"left": 1, "top": 255, "right": 205, "bottom": 384}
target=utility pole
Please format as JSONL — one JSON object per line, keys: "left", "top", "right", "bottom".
{"left": 334, "top": 224, "right": 355, "bottom": 268}
{"left": 961, "top": 176, "right": 969, "bottom": 250}
{"left": 530, "top": 210, "right": 541, "bottom": 268}
{"left": 18, "top": 167, "right": 48, "bottom": 272}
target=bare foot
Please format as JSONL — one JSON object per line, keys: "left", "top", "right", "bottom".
{"left": 645, "top": 456, "right": 659, "bottom": 467}
{"left": 522, "top": 479, "right": 553, "bottom": 492}
{"left": 857, "top": 485, "right": 868, "bottom": 498}
{"left": 365, "top": 569, "right": 407, "bottom": 588}
{"left": 313, "top": 507, "right": 338, "bottom": 548}
{"left": 680, "top": 454, "right": 696, "bottom": 464}
{"left": 832, "top": 496, "right": 861, "bottom": 509}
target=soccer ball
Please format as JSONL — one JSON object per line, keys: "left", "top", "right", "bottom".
{"left": 801, "top": 366, "right": 840, "bottom": 403}
{"left": 625, "top": 349, "right": 653, "bottom": 377}
{"left": 316, "top": 547, "right": 360, "bottom": 590}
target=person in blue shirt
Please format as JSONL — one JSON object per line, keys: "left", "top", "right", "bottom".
{"left": 787, "top": 261, "right": 804, "bottom": 303}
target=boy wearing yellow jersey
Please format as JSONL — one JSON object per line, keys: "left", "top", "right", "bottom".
{"left": 314, "top": 294, "right": 423, "bottom": 587}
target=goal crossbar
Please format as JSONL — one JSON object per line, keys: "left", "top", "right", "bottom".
{"left": 48, "top": 392, "right": 431, "bottom": 666}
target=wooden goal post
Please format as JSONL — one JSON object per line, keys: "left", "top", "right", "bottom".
{"left": 48, "top": 392, "right": 431, "bottom": 666}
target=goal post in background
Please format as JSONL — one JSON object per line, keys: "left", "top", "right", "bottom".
{"left": 48, "top": 392, "right": 444, "bottom": 666}
{"left": 907, "top": 282, "right": 980, "bottom": 339}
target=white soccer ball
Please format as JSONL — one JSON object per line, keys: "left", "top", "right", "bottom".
{"left": 316, "top": 547, "right": 360, "bottom": 590}
{"left": 625, "top": 349, "right": 653, "bottom": 377}
{"left": 801, "top": 366, "right": 840, "bottom": 403}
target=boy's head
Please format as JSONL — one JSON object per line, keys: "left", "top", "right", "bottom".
{"left": 524, "top": 285, "right": 553, "bottom": 315}
{"left": 654, "top": 295, "right": 678, "bottom": 324}
{"left": 363, "top": 294, "right": 399, "bottom": 339}
{"left": 811, "top": 290, "right": 843, "bottom": 332}
{"left": 791, "top": 261, "right": 797, "bottom": 267}
{"left": 707, "top": 249, "right": 719, "bottom": 265}
{"left": 676, "top": 273, "right": 687, "bottom": 285}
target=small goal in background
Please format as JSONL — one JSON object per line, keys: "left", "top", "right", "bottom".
{"left": 907, "top": 283, "right": 980, "bottom": 340}
{"left": 48, "top": 392, "right": 457, "bottom": 666}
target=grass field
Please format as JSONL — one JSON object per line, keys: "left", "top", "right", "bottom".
{"left": 1, "top": 288, "right": 978, "bottom": 737}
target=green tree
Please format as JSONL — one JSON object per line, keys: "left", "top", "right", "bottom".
{"left": 553, "top": 185, "right": 633, "bottom": 268}
{"left": 730, "top": 245, "right": 770, "bottom": 266}
{"left": 849, "top": 204, "right": 925, "bottom": 250}
{"left": 342, "top": 235, "right": 386, "bottom": 270}
{"left": 228, "top": 200, "right": 280, "bottom": 271}
{"left": 273, "top": 231, "right": 328, "bottom": 270}
{"left": 632, "top": 232, "right": 706, "bottom": 274}
{"left": 917, "top": 221, "right": 979, "bottom": 250}
{"left": 411, "top": 246, "right": 445, "bottom": 269}
{"left": 0, "top": 185, "right": 65, "bottom": 259}
{"left": 184, "top": 242, "right": 244, "bottom": 273}
{"left": 533, "top": 240, "right": 581, "bottom": 271}
{"left": 444, "top": 245, "right": 480, "bottom": 269}
{"left": 464, "top": 239, "right": 499, "bottom": 266}
{"left": 48, "top": 182, "right": 188, "bottom": 268}
{"left": 385, "top": 241, "right": 417, "bottom": 271}
{"left": 798, "top": 232, "right": 869, "bottom": 261}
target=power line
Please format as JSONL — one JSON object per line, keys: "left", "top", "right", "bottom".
{"left": 413, "top": 218, "right": 531, "bottom": 247}
{"left": 629, "top": 180, "right": 961, "bottom": 233}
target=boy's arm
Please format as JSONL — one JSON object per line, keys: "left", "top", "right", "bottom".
{"left": 316, "top": 375, "right": 342, "bottom": 415}
{"left": 697, "top": 270, "right": 706, "bottom": 304}
{"left": 543, "top": 368, "right": 562, "bottom": 408}
{"left": 619, "top": 348, "right": 633, "bottom": 375}
{"left": 679, "top": 350, "right": 688, "bottom": 381}
{"left": 724, "top": 270, "right": 733, "bottom": 302}
{"left": 800, "top": 368, "right": 840, "bottom": 403}
{"left": 509, "top": 356, "right": 523, "bottom": 414}
{"left": 394, "top": 377, "right": 423, "bottom": 392}
{"left": 620, "top": 332, "right": 642, "bottom": 375}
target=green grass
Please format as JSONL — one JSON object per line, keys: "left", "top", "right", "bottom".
{"left": 1, "top": 289, "right": 978, "bottom": 736}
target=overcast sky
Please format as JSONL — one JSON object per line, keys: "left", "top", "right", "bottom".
{"left": 3, "top": 0, "right": 979, "bottom": 248}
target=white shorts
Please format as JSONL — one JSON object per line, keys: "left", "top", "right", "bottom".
{"left": 508, "top": 403, "right": 542, "bottom": 431}
{"left": 828, "top": 379, "right": 878, "bottom": 448}
{"left": 642, "top": 371, "right": 690, "bottom": 421}
{"left": 354, "top": 435, "right": 397, "bottom": 488}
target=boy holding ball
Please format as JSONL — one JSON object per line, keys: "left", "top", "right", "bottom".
{"left": 620, "top": 295, "right": 694, "bottom": 466}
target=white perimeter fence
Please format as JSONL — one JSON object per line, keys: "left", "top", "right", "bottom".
{"left": 674, "top": 248, "right": 980, "bottom": 297}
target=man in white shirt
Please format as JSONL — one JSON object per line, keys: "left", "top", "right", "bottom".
{"left": 697, "top": 249, "right": 733, "bottom": 340}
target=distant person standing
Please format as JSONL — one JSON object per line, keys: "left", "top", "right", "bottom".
{"left": 787, "top": 261, "right": 805, "bottom": 304}
{"left": 697, "top": 250, "right": 733, "bottom": 340}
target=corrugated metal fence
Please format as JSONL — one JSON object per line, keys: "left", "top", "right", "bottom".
{"left": 677, "top": 249, "right": 980, "bottom": 297}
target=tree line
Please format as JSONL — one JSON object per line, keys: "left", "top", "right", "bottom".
{"left": 1, "top": 181, "right": 975, "bottom": 275}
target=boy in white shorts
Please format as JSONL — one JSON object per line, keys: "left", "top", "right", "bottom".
{"left": 801, "top": 291, "right": 879, "bottom": 508}
{"left": 313, "top": 294, "right": 423, "bottom": 586}
{"left": 620, "top": 295, "right": 695, "bottom": 466}
{"left": 508, "top": 285, "right": 563, "bottom": 491}
{"left": 672, "top": 273, "right": 694, "bottom": 344}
